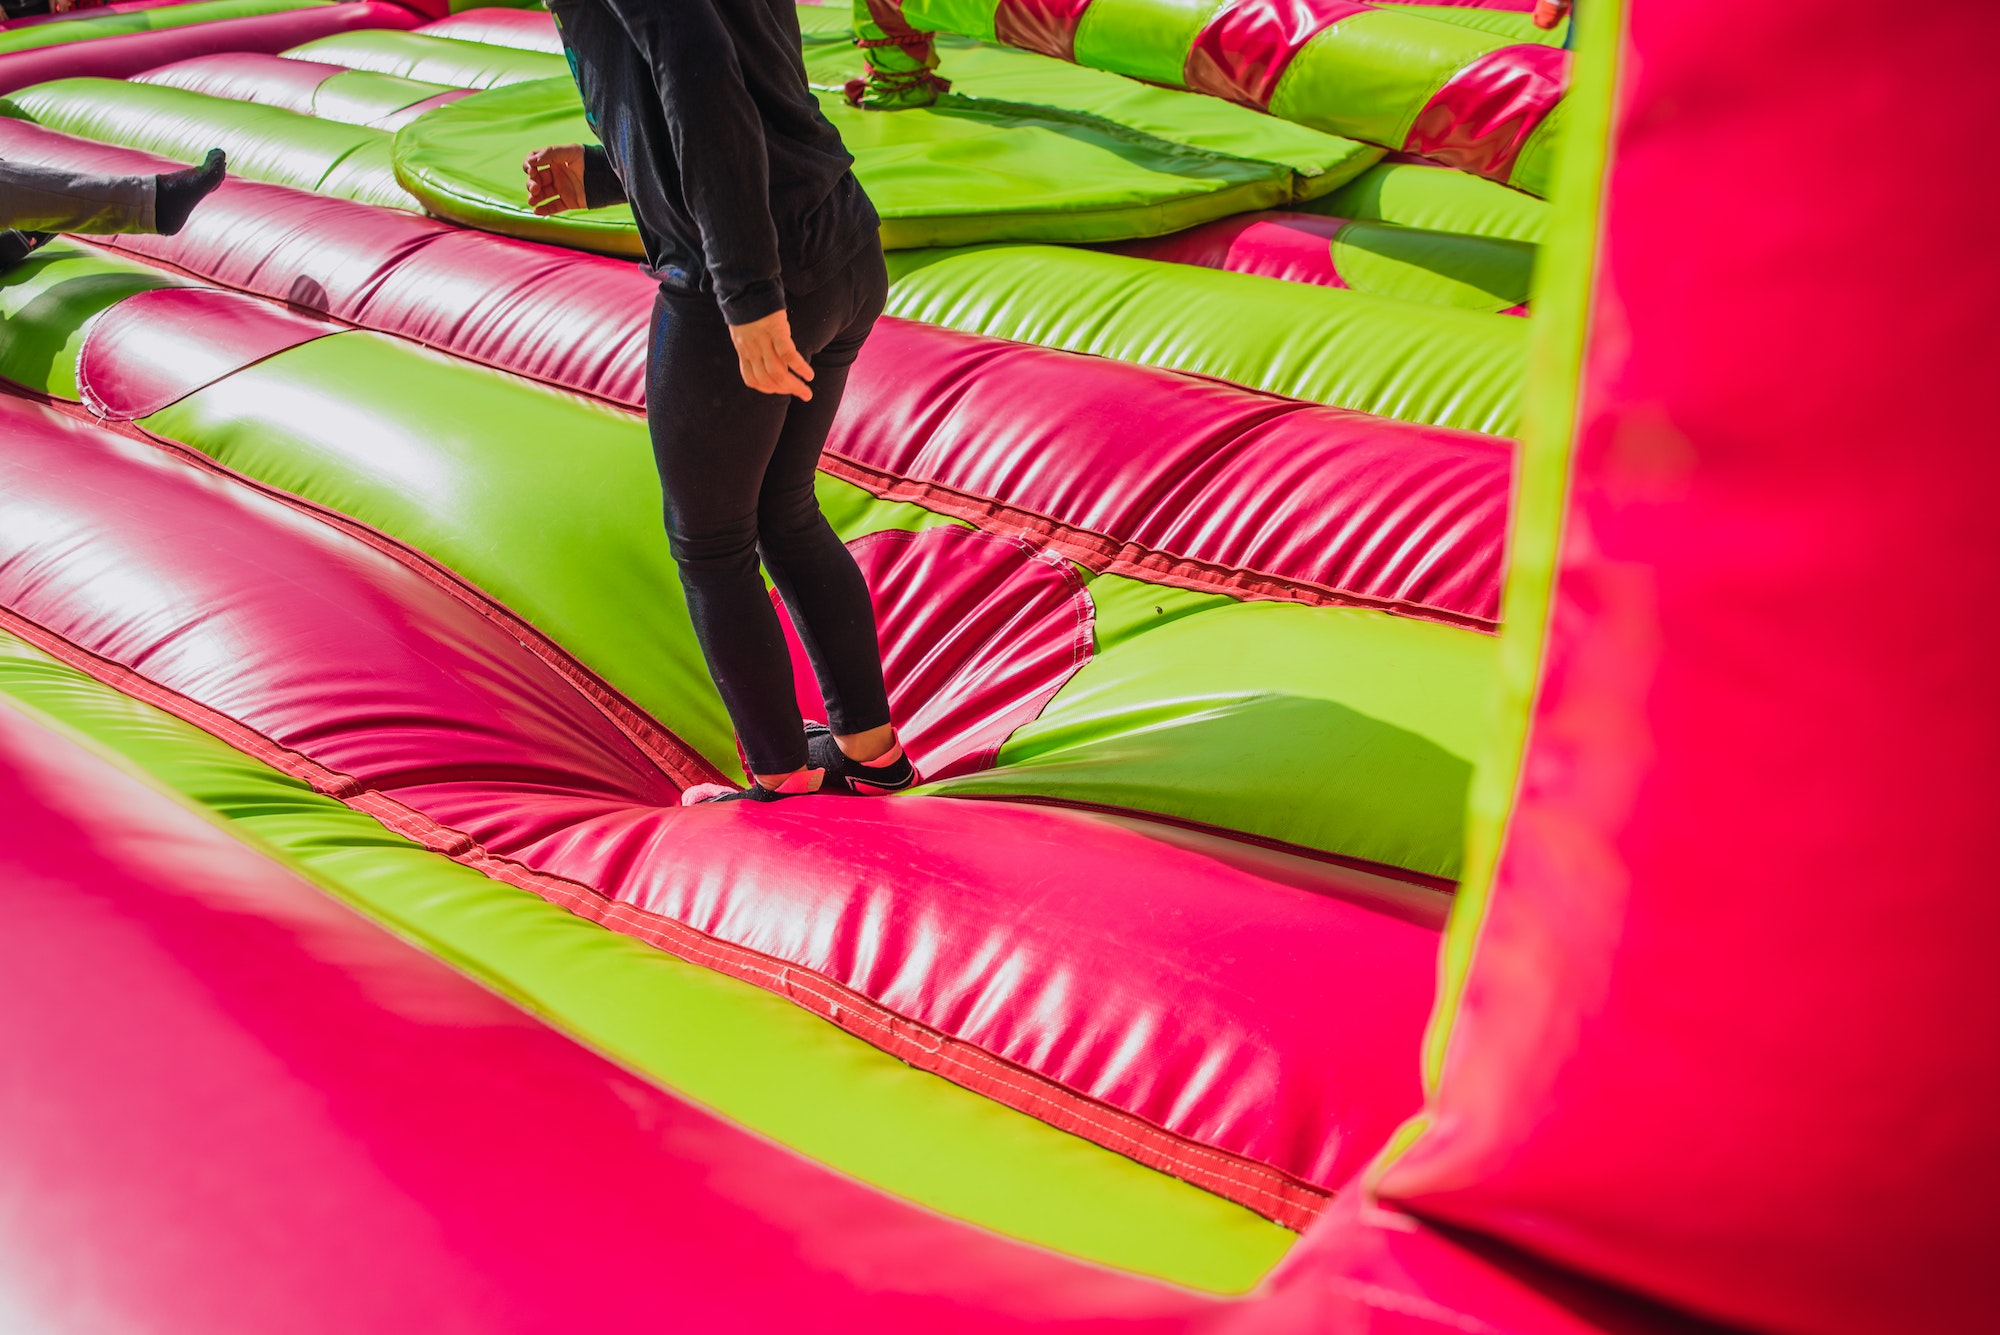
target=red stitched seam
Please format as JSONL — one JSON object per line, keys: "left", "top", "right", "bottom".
{"left": 0, "top": 598, "right": 1332, "bottom": 1231}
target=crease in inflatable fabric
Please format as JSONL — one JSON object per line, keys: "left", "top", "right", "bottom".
{"left": 818, "top": 453, "right": 1498, "bottom": 630}
{"left": 0, "top": 592, "right": 1331, "bottom": 1232}
{"left": 1396, "top": 0, "right": 1624, "bottom": 1143}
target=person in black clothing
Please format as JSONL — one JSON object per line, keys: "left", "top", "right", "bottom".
{"left": 525, "top": 0, "right": 914, "bottom": 806}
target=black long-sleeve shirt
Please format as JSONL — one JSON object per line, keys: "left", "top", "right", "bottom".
{"left": 551, "top": 0, "right": 878, "bottom": 325}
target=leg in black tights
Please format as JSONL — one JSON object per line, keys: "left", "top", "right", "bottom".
{"left": 647, "top": 243, "right": 892, "bottom": 776}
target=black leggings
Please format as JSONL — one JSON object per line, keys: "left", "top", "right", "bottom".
{"left": 649, "top": 241, "right": 892, "bottom": 775}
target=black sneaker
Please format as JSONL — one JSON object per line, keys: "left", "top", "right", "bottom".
{"left": 805, "top": 723, "right": 917, "bottom": 796}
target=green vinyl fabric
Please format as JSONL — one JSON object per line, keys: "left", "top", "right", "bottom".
{"left": 1376, "top": 3, "right": 1568, "bottom": 46}
{"left": 283, "top": 27, "right": 570, "bottom": 88}
{"left": 1304, "top": 159, "right": 1550, "bottom": 244}
{"left": 885, "top": 243, "right": 1527, "bottom": 434}
{"left": 799, "top": 26, "right": 1382, "bottom": 196}
{"left": 1327, "top": 219, "right": 1535, "bottom": 312}
{"left": 308, "top": 68, "right": 462, "bottom": 126}
{"left": 0, "top": 78, "right": 417, "bottom": 210}
{"left": 1272, "top": 7, "right": 1503, "bottom": 149}
{"left": 391, "top": 77, "right": 1314, "bottom": 255}
{"left": 0, "top": 0, "right": 323, "bottom": 55}
{"left": 0, "top": 638, "right": 1293, "bottom": 1293}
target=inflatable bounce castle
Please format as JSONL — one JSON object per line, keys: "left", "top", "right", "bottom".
{"left": 1, "top": 0, "right": 1992, "bottom": 1330}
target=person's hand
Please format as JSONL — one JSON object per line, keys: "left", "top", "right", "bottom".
{"left": 1532, "top": 0, "right": 1572, "bottom": 30}
{"left": 728, "top": 309, "right": 814, "bottom": 400}
{"left": 523, "top": 145, "right": 587, "bottom": 216}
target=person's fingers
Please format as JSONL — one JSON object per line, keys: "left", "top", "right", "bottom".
{"left": 779, "top": 342, "right": 815, "bottom": 385}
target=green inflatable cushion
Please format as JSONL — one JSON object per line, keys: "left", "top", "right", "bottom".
{"left": 0, "top": 78, "right": 417, "bottom": 210}
{"left": 393, "top": 77, "right": 1318, "bottom": 254}
{"left": 1304, "top": 160, "right": 1550, "bottom": 244}
{"left": 885, "top": 243, "right": 1527, "bottom": 434}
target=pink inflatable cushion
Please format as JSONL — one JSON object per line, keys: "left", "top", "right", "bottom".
{"left": 79, "top": 286, "right": 338, "bottom": 419}
{"left": 0, "top": 706, "right": 1228, "bottom": 1333}
{"left": 831, "top": 319, "right": 1511, "bottom": 624}
{"left": 1184, "top": 0, "right": 1369, "bottom": 109}
{"left": 1104, "top": 211, "right": 1345, "bottom": 288}
{"left": 0, "top": 393, "right": 1443, "bottom": 1219}
{"left": 0, "top": 121, "right": 657, "bottom": 406}
{"left": 413, "top": 4, "right": 560, "bottom": 53}
{"left": 1403, "top": 43, "right": 1568, "bottom": 181}
{"left": 776, "top": 525, "right": 1095, "bottom": 781}
{"left": 135, "top": 50, "right": 345, "bottom": 114}
{"left": 989, "top": 0, "right": 1095, "bottom": 62}
{"left": 0, "top": 1, "right": 421, "bottom": 96}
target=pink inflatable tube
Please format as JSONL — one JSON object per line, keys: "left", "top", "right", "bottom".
{"left": 0, "top": 1, "right": 421, "bottom": 96}
{"left": 0, "top": 388, "right": 1443, "bottom": 1222}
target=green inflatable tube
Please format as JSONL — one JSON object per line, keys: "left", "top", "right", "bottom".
{"left": 1302, "top": 159, "right": 1551, "bottom": 244}
{"left": 283, "top": 27, "right": 571, "bottom": 88}
{"left": 0, "top": 0, "right": 326, "bottom": 56}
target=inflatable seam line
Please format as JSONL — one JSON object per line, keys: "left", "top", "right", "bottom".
{"left": 0, "top": 592, "right": 1332, "bottom": 1231}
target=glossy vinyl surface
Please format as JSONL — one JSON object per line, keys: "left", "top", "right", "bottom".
{"left": 779, "top": 525, "right": 1096, "bottom": 781}
{"left": 0, "top": 697, "right": 1250, "bottom": 1333}
{"left": 1384, "top": 2, "right": 2000, "bottom": 1332}
{"left": 885, "top": 243, "right": 1527, "bottom": 433}
{"left": 283, "top": 25, "right": 569, "bottom": 86}
{"left": 1305, "top": 156, "right": 1549, "bottom": 242}
{"left": 77, "top": 284, "right": 338, "bottom": 418}
{"left": 1402, "top": 41, "right": 1565, "bottom": 183}
{"left": 0, "top": 392, "right": 1441, "bottom": 1206}
{"left": 140, "top": 49, "right": 463, "bottom": 125}
{"left": 1183, "top": 0, "right": 1368, "bottom": 109}
{"left": 833, "top": 318, "right": 1512, "bottom": 623}
{"left": 0, "top": 635, "right": 1299, "bottom": 1296}
{"left": 0, "top": 75, "right": 417, "bottom": 208}
{"left": 0, "top": 0, "right": 415, "bottom": 95}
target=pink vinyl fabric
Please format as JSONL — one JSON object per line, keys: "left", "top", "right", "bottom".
{"left": 1184, "top": 0, "right": 1370, "bottom": 109}
{"left": 1103, "top": 212, "right": 1346, "bottom": 289}
{"left": 1403, "top": 43, "right": 1567, "bottom": 182}
{"left": 1375, "top": 4, "right": 2000, "bottom": 1333}
{"left": 79, "top": 285, "right": 338, "bottom": 419}
{"left": 0, "top": 392, "right": 1442, "bottom": 1208}
{"left": 0, "top": 1, "right": 420, "bottom": 96}
{"left": 990, "top": 0, "right": 1094, "bottom": 61}
{"left": 0, "top": 702, "right": 1231, "bottom": 1334}
{"left": 778, "top": 525, "right": 1095, "bottom": 781}
{"left": 136, "top": 51, "right": 346, "bottom": 113}
{"left": 832, "top": 319, "right": 1512, "bottom": 624}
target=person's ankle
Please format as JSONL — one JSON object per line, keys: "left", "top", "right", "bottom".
{"left": 835, "top": 723, "right": 896, "bottom": 765}
{"left": 752, "top": 766, "right": 823, "bottom": 794}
